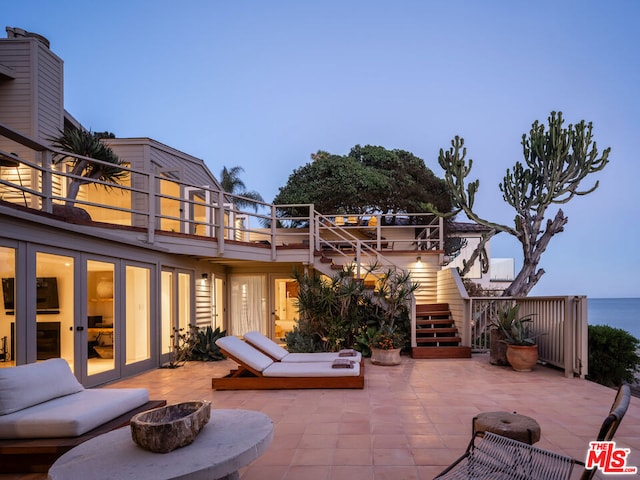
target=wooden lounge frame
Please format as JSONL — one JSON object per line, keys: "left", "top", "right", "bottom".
{"left": 0, "top": 399, "right": 166, "bottom": 473}
{"left": 212, "top": 346, "right": 364, "bottom": 391}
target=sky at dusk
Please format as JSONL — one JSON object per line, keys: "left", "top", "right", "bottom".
{"left": 5, "top": 0, "right": 639, "bottom": 298}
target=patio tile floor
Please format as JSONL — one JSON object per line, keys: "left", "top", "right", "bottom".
{"left": 3, "top": 354, "right": 639, "bottom": 479}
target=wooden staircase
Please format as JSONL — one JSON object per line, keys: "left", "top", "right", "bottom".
{"left": 412, "top": 303, "right": 471, "bottom": 359}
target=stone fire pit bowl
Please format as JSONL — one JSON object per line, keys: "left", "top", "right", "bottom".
{"left": 130, "top": 401, "right": 211, "bottom": 453}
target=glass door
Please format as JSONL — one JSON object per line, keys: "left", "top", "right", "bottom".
{"left": 86, "top": 260, "right": 116, "bottom": 380}
{"left": 213, "top": 275, "right": 225, "bottom": 331}
{"left": 271, "top": 276, "right": 299, "bottom": 342}
{"left": 0, "top": 245, "right": 16, "bottom": 367}
{"left": 124, "top": 264, "right": 152, "bottom": 374}
{"left": 35, "top": 252, "right": 74, "bottom": 369}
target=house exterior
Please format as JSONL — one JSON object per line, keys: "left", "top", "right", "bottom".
{"left": 446, "top": 222, "right": 514, "bottom": 294}
{"left": 0, "top": 27, "right": 511, "bottom": 386}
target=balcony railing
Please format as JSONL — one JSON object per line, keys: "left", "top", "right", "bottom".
{"left": 469, "top": 296, "right": 588, "bottom": 378}
{"left": 0, "top": 122, "right": 444, "bottom": 262}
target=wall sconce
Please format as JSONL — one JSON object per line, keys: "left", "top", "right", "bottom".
{"left": 201, "top": 273, "right": 208, "bottom": 280}
{"left": 416, "top": 256, "right": 422, "bottom": 263}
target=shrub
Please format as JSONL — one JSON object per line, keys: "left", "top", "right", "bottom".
{"left": 189, "top": 326, "right": 226, "bottom": 361}
{"left": 287, "top": 264, "right": 416, "bottom": 355}
{"left": 587, "top": 325, "right": 640, "bottom": 387}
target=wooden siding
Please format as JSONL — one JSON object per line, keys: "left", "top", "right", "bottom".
{"left": 409, "top": 256, "right": 439, "bottom": 304}
{"left": 0, "top": 38, "right": 63, "bottom": 144}
{"left": 34, "top": 41, "right": 64, "bottom": 142}
{"left": 195, "top": 279, "right": 211, "bottom": 328}
{"left": 436, "top": 268, "right": 470, "bottom": 345}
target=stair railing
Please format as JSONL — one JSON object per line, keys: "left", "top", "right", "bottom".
{"left": 314, "top": 211, "right": 400, "bottom": 277}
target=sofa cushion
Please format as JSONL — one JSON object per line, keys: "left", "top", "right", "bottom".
{"left": 263, "top": 361, "right": 361, "bottom": 377}
{"left": 0, "top": 359, "right": 84, "bottom": 415}
{"left": 244, "top": 331, "right": 289, "bottom": 360}
{"left": 0, "top": 387, "right": 149, "bottom": 438}
{"left": 215, "top": 335, "right": 273, "bottom": 372}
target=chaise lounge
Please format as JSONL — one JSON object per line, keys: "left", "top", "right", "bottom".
{"left": 212, "top": 335, "right": 364, "bottom": 390}
{"left": 0, "top": 359, "right": 165, "bottom": 473}
{"left": 243, "top": 330, "right": 362, "bottom": 363}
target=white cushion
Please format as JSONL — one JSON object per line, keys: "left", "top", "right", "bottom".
{"left": 263, "top": 361, "right": 361, "bottom": 377}
{"left": 281, "top": 351, "right": 363, "bottom": 363}
{"left": 0, "top": 359, "right": 84, "bottom": 415}
{"left": 244, "top": 330, "right": 362, "bottom": 363}
{"left": 216, "top": 335, "right": 273, "bottom": 372}
{"left": 0, "top": 388, "right": 149, "bottom": 438}
{"left": 244, "top": 331, "right": 289, "bottom": 360}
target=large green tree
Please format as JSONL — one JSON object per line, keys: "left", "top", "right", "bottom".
{"left": 431, "top": 111, "right": 610, "bottom": 297}
{"left": 273, "top": 145, "right": 452, "bottom": 217}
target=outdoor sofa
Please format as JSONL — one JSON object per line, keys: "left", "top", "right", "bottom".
{"left": 0, "top": 358, "right": 164, "bottom": 473}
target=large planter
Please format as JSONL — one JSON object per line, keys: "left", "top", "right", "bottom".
{"left": 506, "top": 344, "right": 538, "bottom": 372}
{"left": 370, "top": 347, "right": 401, "bottom": 366}
{"left": 489, "top": 328, "right": 509, "bottom": 366}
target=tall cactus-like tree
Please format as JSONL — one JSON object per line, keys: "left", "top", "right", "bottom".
{"left": 431, "top": 111, "right": 610, "bottom": 297}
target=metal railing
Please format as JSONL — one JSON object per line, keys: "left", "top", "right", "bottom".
{"left": 0, "top": 122, "right": 444, "bottom": 262}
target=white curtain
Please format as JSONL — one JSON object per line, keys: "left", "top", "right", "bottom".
{"left": 230, "top": 275, "right": 266, "bottom": 336}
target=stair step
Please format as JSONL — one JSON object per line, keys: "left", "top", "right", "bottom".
{"left": 416, "top": 337, "right": 462, "bottom": 346}
{"left": 417, "top": 319, "right": 455, "bottom": 327}
{"left": 411, "top": 346, "right": 472, "bottom": 359}
{"left": 416, "top": 303, "right": 450, "bottom": 314}
{"left": 416, "top": 328, "right": 458, "bottom": 337}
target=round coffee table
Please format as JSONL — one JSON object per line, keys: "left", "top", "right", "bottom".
{"left": 473, "top": 411, "right": 541, "bottom": 445}
{"left": 48, "top": 409, "right": 273, "bottom": 480}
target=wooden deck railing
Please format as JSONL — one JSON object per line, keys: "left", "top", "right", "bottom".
{"left": 436, "top": 267, "right": 588, "bottom": 379}
{"left": 0, "top": 121, "right": 444, "bottom": 262}
{"left": 469, "top": 296, "right": 588, "bottom": 378}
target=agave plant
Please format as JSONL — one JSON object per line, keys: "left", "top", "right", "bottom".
{"left": 491, "top": 305, "right": 545, "bottom": 346}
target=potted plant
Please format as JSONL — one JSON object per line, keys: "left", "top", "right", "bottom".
{"left": 366, "top": 268, "right": 419, "bottom": 366}
{"left": 488, "top": 304, "right": 517, "bottom": 366}
{"left": 369, "top": 322, "right": 405, "bottom": 365}
{"left": 492, "top": 305, "right": 545, "bottom": 371}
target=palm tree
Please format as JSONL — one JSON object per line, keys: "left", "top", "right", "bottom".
{"left": 49, "top": 127, "right": 128, "bottom": 207}
{"left": 220, "top": 166, "right": 264, "bottom": 212}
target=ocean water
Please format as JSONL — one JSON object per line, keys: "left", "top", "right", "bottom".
{"left": 588, "top": 298, "right": 640, "bottom": 341}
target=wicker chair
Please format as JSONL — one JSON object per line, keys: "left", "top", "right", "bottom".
{"left": 434, "top": 384, "right": 631, "bottom": 480}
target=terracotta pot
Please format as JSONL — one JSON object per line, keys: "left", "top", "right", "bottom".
{"left": 370, "top": 347, "right": 401, "bottom": 366}
{"left": 506, "top": 344, "right": 538, "bottom": 372}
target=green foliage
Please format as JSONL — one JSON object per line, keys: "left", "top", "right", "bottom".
{"left": 273, "top": 144, "right": 452, "bottom": 216}
{"left": 288, "top": 268, "right": 370, "bottom": 352}
{"left": 287, "top": 265, "right": 417, "bottom": 355}
{"left": 48, "top": 127, "right": 128, "bottom": 205}
{"left": 165, "top": 325, "right": 227, "bottom": 367}
{"left": 490, "top": 304, "right": 544, "bottom": 346}
{"left": 588, "top": 325, "right": 640, "bottom": 387}
{"left": 220, "top": 166, "right": 264, "bottom": 212}
{"left": 370, "top": 324, "right": 405, "bottom": 350}
{"left": 189, "top": 326, "right": 227, "bottom": 361}
{"left": 165, "top": 327, "right": 193, "bottom": 368}
{"left": 354, "top": 326, "right": 378, "bottom": 357}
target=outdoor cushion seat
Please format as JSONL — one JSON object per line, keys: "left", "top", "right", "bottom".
{"left": 243, "top": 331, "right": 362, "bottom": 363}
{"left": 0, "top": 388, "right": 150, "bottom": 439}
{"left": 0, "top": 359, "right": 150, "bottom": 439}
{"left": 212, "top": 335, "right": 364, "bottom": 390}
